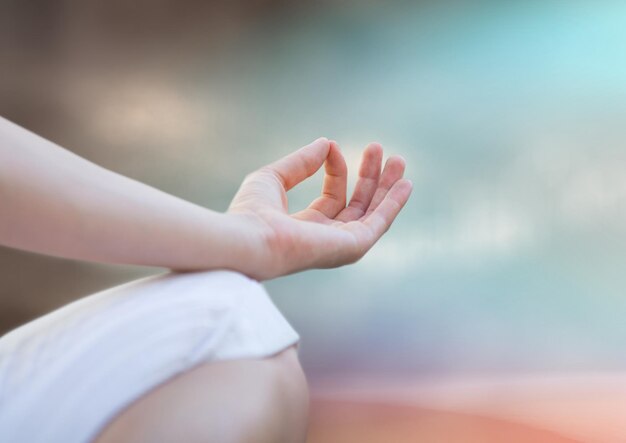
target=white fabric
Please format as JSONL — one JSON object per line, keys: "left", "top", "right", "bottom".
{"left": 0, "top": 270, "right": 300, "bottom": 443}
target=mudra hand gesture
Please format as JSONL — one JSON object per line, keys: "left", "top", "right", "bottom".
{"left": 0, "top": 118, "right": 411, "bottom": 280}
{"left": 228, "top": 137, "right": 412, "bottom": 279}
{"left": 0, "top": 104, "right": 411, "bottom": 443}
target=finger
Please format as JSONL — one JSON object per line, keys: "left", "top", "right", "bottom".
{"left": 336, "top": 142, "right": 383, "bottom": 222}
{"left": 364, "top": 155, "right": 406, "bottom": 217}
{"left": 306, "top": 140, "right": 348, "bottom": 218}
{"left": 265, "top": 137, "right": 330, "bottom": 191}
{"left": 362, "top": 178, "right": 413, "bottom": 240}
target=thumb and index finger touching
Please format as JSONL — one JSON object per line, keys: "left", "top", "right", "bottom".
{"left": 235, "top": 137, "right": 332, "bottom": 211}
{"left": 266, "top": 137, "right": 334, "bottom": 191}
{"left": 264, "top": 137, "right": 412, "bottom": 234}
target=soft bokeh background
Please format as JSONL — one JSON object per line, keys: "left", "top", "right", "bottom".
{"left": 2, "top": 1, "right": 626, "bottom": 440}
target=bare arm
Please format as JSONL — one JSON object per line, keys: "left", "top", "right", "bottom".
{"left": 0, "top": 116, "right": 412, "bottom": 280}
{"left": 0, "top": 116, "right": 250, "bottom": 272}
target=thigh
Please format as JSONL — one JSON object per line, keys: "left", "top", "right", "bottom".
{"left": 92, "top": 345, "right": 309, "bottom": 443}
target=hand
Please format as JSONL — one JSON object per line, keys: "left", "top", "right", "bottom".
{"left": 227, "top": 137, "right": 412, "bottom": 280}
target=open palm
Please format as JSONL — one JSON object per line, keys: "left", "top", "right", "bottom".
{"left": 228, "top": 138, "right": 412, "bottom": 280}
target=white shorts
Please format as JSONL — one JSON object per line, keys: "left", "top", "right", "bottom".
{"left": 0, "top": 270, "right": 300, "bottom": 443}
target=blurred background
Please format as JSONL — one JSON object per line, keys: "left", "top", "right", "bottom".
{"left": 2, "top": 0, "right": 626, "bottom": 440}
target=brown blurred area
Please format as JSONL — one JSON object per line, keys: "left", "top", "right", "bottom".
{"left": 0, "top": 0, "right": 314, "bottom": 335}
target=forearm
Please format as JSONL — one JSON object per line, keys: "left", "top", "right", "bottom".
{"left": 0, "top": 117, "right": 246, "bottom": 271}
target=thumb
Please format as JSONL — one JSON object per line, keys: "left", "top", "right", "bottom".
{"left": 265, "top": 137, "right": 330, "bottom": 191}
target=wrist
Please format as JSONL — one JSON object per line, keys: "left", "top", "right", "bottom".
{"left": 215, "top": 211, "right": 272, "bottom": 280}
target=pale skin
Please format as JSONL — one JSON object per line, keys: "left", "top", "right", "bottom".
{"left": 0, "top": 115, "right": 412, "bottom": 442}
{"left": 0, "top": 117, "right": 412, "bottom": 279}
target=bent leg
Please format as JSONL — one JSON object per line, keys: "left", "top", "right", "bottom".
{"left": 93, "top": 345, "right": 309, "bottom": 443}
{"left": 0, "top": 270, "right": 301, "bottom": 443}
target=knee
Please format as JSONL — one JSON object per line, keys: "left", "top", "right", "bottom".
{"left": 240, "top": 345, "right": 310, "bottom": 443}
{"left": 93, "top": 344, "right": 309, "bottom": 443}
{"left": 273, "top": 345, "right": 310, "bottom": 428}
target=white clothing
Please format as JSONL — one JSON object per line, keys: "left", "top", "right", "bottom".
{"left": 0, "top": 270, "right": 300, "bottom": 443}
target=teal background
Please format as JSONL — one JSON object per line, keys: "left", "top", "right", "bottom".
{"left": 2, "top": 0, "right": 626, "bottom": 382}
